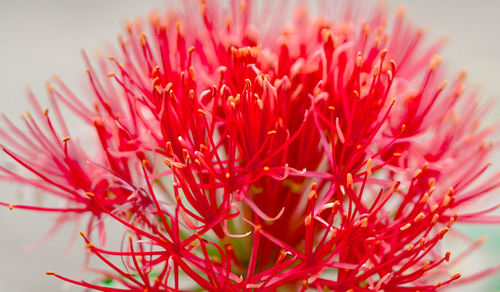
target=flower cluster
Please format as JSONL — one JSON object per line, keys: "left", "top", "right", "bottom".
{"left": 2, "top": 1, "right": 500, "bottom": 291}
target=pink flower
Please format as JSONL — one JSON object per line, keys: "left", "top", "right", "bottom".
{"left": 2, "top": 1, "right": 500, "bottom": 291}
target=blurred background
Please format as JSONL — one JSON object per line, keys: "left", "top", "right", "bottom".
{"left": 0, "top": 0, "right": 499, "bottom": 291}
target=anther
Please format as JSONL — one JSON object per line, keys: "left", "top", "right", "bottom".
{"left": 256, "top": 99, "right": 264, "bottom": 110}
{"left": 79, "top": 231, "right": 88, "bottom": 240}
{"left": 356, "top": 52, "right": 362, "bottom": 67}
{"left": 308, "top": 184, "right": 318, "bottom": 200}
{"left": 392, "top": 181, "right": 400, "bottom": 193}
{"left": 360, "top": 218, "right": 368, "bottom": 228}
{"left": 439, "top": 80, "right": 447, "bottom": 91}
{"left": 420, "top": 192, "right": 429, "bottom": 204}
{"left": 445, "top": 251, "right": 451, "bottom": 262}
{"left": 432, "top": 214, "right": 439, "bottom": 224}
{"left": 419, "top": 237, "right": 426, "bottom": 248}
{"left": 414, "top": 213, "right": 425, "bottom": 222}
{"left": 321, "top": 28, "right": 333, "bottom": 43}
{"left": 305, "top": 215, "right": 312, "bottom": 226}
{"left": 366, "top": 158, "right": 372, "bottom": 175}
{"left": 346, "top": 173, "right": 353, "bottom": 189}
{"left": 390, "top": 59, "right": 397, "bottom": 72}
{"left": 439, "top": 227, "right": 449, "bottom": 239}
{"left": 429, "top": 55, "right": 442, "bottom": 71}
{"left": 478, "top": 235, "right": 489, "bottom": 245}
{"left": 380, "top": 49, "right": 388, "bottom": 61}
{"left": 428, "top": 177, "right": 436, "bottom": 188}
{"left": 331, "top": 201, "right": 340, "bottom": 215}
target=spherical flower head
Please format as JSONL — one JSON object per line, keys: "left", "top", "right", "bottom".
{"left": 1, "top": 1, "right": 500, "bottom": 291}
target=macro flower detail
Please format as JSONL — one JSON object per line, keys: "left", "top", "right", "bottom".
{"left": 1, "top": 1, "right": 500, "bottom": 291}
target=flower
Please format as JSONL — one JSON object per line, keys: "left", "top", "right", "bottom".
{"left": 2, "top": 0, "right": 500, "bottom": 291}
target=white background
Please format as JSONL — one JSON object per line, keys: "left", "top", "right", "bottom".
{"left": 1, "top": 0, "right": 499, "bottom": 291}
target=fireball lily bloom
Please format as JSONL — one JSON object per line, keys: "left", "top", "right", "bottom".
{"left": 2, "top": 1, "right": 500, "bottom": 291}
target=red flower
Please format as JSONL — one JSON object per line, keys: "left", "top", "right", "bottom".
{"left": 2, "top": 1, "right": 500, "bottom": 291}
